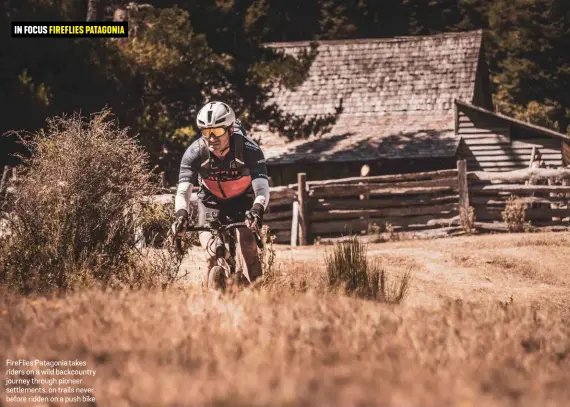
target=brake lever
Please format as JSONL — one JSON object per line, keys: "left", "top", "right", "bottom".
{"left": 253, "top": 228, "right": 263, "bottom": 249}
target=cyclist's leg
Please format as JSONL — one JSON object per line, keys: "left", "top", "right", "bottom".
{"left": 237, "top": 227, "right": 262, "bottom": 283}
{"left": 220, "top": 194, "right": 263, "bottom": 283}
{"left": 197, "top": 200, "right": 217, "bottom": 276}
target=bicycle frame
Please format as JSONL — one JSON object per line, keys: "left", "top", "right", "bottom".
{"left": 174, "top": 218, "right": 263, "bottom": 280}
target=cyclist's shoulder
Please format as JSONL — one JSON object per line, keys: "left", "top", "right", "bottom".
{"left": 243, "top": 135, "right": 261, "bottom": 151}
{"left": 181, "top": 138, "right": 203, "bottom": 160}
{"left": 232, "top": 121, "right": 262, "bottom": 151}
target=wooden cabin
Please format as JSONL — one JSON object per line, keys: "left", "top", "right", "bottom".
{"left": 254, "top": 30, "right": 569, "bottom": 186}
{"left": 254, "top": 30, "right": 492, "bottom": 186}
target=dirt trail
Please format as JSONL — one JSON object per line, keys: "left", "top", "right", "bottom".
{"left": 182, "top": 231, "right": 570, "bottom": 309}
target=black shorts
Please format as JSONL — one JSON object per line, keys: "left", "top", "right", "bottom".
{"left": 197, "top": 192, "right": 254, "bottom": 226}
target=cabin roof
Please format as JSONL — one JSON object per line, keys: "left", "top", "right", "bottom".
{"left": 254, "top": 30, "right": 484, "bottom": 163}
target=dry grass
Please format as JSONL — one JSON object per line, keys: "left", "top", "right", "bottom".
{"left": 324, "top": 235, "right": 410, "bottom": 303}
{"left": 0, "top": 286, "right": 568, "bottom": 407}
{"left": 2, "top": 232, "right": 570, "bottom": 406}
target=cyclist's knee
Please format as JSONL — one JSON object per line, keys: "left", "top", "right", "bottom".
{"left": 198, "top": 231, "right": 212, "bottom": 249}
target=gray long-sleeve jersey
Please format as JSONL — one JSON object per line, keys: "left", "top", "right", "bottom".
{"left": 175, "top": 131, "right": 270, "bottom": 214}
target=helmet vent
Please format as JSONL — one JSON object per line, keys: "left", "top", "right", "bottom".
{"left": 207, "top": 111, "right": 213, "bottom": 123}
{"left": 215, "top": 117, "right": 225, "bottom": 125}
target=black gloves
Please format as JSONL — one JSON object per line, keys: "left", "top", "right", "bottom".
{"left": 174, "top": 209, "right": 189, "bottom": 234}
{"left": 247, "top": 203, "right": 264, "bottom": 228}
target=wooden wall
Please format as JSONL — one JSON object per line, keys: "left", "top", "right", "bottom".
{"left": 563, "top": 141, "right": 570, "bottom": 167}
{"left": 457, "top": 105, "right": 563, "bottom": 171}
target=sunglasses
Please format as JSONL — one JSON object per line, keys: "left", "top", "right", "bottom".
{"left": 201, "top": 127, "right": 229, "bottom": 138}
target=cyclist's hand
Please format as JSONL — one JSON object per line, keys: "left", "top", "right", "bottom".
{"left": 244, "top": 213, "right": 259, "bottom": 231}
{"left": 245, "top": 203, "right": 264, "bottom": 231}
{"left": 172, "top": 209, "right": 189, "bottom": 236}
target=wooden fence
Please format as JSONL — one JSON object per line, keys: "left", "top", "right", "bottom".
{"left": 265, "top": 167, "right": 464, "bottom": 244}
{"left": 466, "top": 167, "right": 570, "bottom": 231}
{"left": 264, "top": 161, "right": 570, "bottom": 244}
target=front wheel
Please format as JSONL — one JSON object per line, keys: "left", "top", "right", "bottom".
{"left": 203, "top": 265, "right": 226, "bottom": 291}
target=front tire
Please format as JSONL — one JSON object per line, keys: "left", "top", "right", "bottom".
{"left": 204, "top": 265, "right": 226, "bottom": 291}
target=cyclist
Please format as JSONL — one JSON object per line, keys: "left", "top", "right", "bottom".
{"left": 173, "top": 101, "right": 270, "bottom": 284}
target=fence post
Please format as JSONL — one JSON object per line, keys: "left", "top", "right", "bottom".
{"left": 298, "top": 173, "right": 309, "bottom": 245}
{"left": 291, "top": 201, "right": 299, "bottom": 247}
{"left": 457, "top": 160, "right": 470, "bottom": 223}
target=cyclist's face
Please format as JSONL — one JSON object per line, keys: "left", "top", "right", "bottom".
{"left": 205, "top": 128, "right": 231, "bottom": 156}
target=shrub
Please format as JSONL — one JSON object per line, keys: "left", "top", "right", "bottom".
{"left": 0, "top": 109, "right": 176, "bottom": 293}
{"left": 324, "top": 235, "right": 410, "bottom": 303}
{"left": 138, "top": 198, "right": 199, "bottom": 248}
{"left": 367, "top": 221, "right": 396, "bottom": 242}
{"left": 502, "top": 196, "right": 532, "bottom": 233}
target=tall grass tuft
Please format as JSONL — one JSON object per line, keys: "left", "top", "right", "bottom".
{"left": 325, "top": 235, "right": 410, "bottom": 303}
{"left": 0, "top": 109, "right": 176, "bottom": 294}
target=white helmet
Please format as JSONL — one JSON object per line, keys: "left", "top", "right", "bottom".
{"left": 196, "top": 101, "right": 236, "bottom": 128}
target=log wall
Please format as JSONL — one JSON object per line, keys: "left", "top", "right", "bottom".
{"left": 457, "top": 105, "right": 563, "bottom": 171}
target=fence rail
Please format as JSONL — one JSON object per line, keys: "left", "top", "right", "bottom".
{"left": 265, "top": 162, "right": 570, "bottom": 244}
{"left": 264, "top": 168, "right": 463, "bottom": 244}
{"left": 465, "top": 166, "right": 570, "bottom": 229}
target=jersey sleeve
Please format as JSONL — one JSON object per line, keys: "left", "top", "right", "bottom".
{"left": 243, "top": 136, "right": 269, "bottom": 181}
{"left": 178, "top": 140, "right": 201, "bottom": 185}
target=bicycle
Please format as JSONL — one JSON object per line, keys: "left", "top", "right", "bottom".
{"left": 171, "top": 210, "right": 263, "bottom": 291}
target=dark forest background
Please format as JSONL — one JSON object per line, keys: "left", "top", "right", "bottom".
{"left": 1, "top": 0, "right": 569, "bottom": 181}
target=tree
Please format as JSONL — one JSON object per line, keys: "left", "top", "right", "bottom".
{"left": 86, "top": 0, "right": 98, "bottom": 21}
{"left": 488, "top": 0, "right": 570, "bottom": 133}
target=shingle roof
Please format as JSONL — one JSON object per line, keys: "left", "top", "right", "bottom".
{"left": 257, "top": 112, "right": 459, "bottom": 164}
{"left": 254, "top": 30, "right": 484, "bottom": 163}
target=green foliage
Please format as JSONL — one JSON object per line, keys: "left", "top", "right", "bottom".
{"left": 488, "top": 0, "right": 570, "bottom": 134}
{"left": 2, "top": 0, "right": 570, "bottom": 178}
